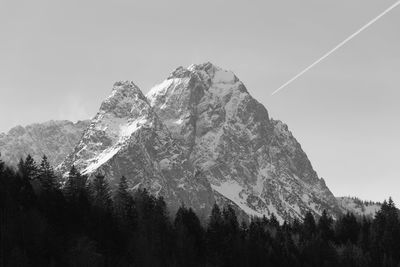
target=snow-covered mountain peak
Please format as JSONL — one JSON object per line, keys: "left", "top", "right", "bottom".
{"left": 188, "top": 62, "right": 238, "bottom": 84}
{"left": 58, "top": 82, "right": 155, "bottom": 176}
{"left": 144, "top": 64, "right": 342, "bottom": 221}
{"left": 167, "top": 62, "right": 239, "bottom": 88}
{"left": 146, "top": 63, "right": 247, "bottom": 117}
{"left": 59, "top": 81, "right": 216, "bottom": 217}
{"left": 110, "top": 80, "right": 142, "bottom": 98}
{"left": 100, "top": 81, "right": 148, "bottom": 118}
{"left": 58, "top": 64, "right": 342, "bottom": 221}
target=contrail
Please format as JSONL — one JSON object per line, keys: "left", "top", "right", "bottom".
{"left": 272, "top": 1, "right": 400, "bottom": 95}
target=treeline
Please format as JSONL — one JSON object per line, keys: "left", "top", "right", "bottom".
{"left": 1, "top": 155, "right": 400, "bottom": 267}
{"left": 342, "top": 196, "right": 381, "bottom": 207}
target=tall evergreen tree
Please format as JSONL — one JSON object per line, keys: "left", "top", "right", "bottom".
{"left": 269, "top": 213, "right": 280, "bottom": 229}
{"left": 0, "top": 153, "right": 4, "bottom": 174}
{"left": 174, "top": 206, "right": 205, "bottom": 266}
{"left": 90, "top": 173, "right": 112, "bottom": 210}
{"left": 206, "top": 203, "right": 224, "bottom": 266}
{"left": 371, "top": 197, "right": 400, "bottom": 264}
{"left": 302, "top": 211, "right": 316, "bottom": 240}
{"left": 335, "top": 212, "right": 359, "bottom": 244}
{"left": 114, "top": 176, "right": 132, "bottom": 219}
{"left": 221, "top": 205, "right": 241, "bottom": 266}
{"left": 38, "top": 155, "right": 58, "bottom": 191}
{"left": 63, "top": 165, "right": 88, "bottom": 202}
{"left": 16, "top": 156, "right": 36, "bottom": 206}
{"left": 318, "top": 210, "right": 334, "bottom": 240}
{"left": 18, "top": 155, "right": 39, "bottom": 181}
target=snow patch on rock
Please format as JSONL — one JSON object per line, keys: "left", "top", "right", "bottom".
{"left": 211, "top": 180, "right": 264, "bottom": 217}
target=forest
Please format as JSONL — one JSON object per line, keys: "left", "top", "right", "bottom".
{"left": 1, "top": 154, "right": 400, "bottom": 267}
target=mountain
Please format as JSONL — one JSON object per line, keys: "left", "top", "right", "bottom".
{"left": 0, "top": 120, "right": 89, "bottom": 167}
{"left": 146, "top": 62, "right": 341, "bottom": 221}
{"left": 337, "top": 197, "right": 381, "bottom": 218}
{"left": 58, "top": 63, "right": 341, "bottom": 221}
{"left": 58, "top": 81, "right": 215, "bottom": 218}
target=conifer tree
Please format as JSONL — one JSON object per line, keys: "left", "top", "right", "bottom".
{"left": 114, "top": 176, "right": 132, "bottom": 219}
{"left": 269, "top": 213, "right": 280, "bottom": 229}
{"left": 335, "top": 212, "right": 359, "bottom": 244}
{"left": 0, "top": 153, "right": 4, "bottom": 173}
{"left": 208, "top": 203, "right": 223, "bottom": 230}
{"left": 206, "top": 203, "right": 224, "bottom": 266}
{"left": 222, "top": 205, "right": 239, "bottom": 232}
{"left": 16, "top": 156, "right": 36, "bottom": 206}
{"left": 317, "top": 210, "right": 334, "bottom": 240}
{"left": 64, "top": 165, "right": 87, "bottom": 201}
{"left": 174, "top": 206, "right": 205, "bottom": 266}
{"left": 302, "top": 211, "right": 316, "bottom": 240}
{"left": 90, "top": 173, "right": 112, "bottom": 210}
{"left": 38, "top": 155, "right": 58, "bottom": 191}
{"left": 221, "top": 205, "right": 240, "bottom": 266}
{"left": 372, "top": 197, "right": 400, "bottom": 263}
{"left": 18, "top": 155, "right": 39, "bottom": 181}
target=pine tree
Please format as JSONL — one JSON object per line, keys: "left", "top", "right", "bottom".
{"left": 90, "top": 173, "right": 112, "bottom": 210}
{"left": 222, "top": 205, "right": 239, "bottom": 232}
{"left": 18, "top": 155, "right": 39, "bottom": 181}
{"left": 208, "top": 203, "right": 223, "bottom": 229}
{"left": 64, "top": 165, "right": 88, "bottom": 201}
{"left": 317, "top": 210, "right": 334, "bottom": 240}
{"left": 38, "top": 155, "right": 58, "bottom": 191}
{"left": 206, "top": 203, "right": 224, "bottom": 266}
{"left": 373, "top": 197, "right": 400, "bottom": 263}
{"left": 0, "top": 153, "right": 4, "bottom": 173}
{"left": 335, "top": 212, "right": 359, "bottom": 244}
{"left": 16, "top": 156, "right": 36, "bottom": 206}
{"left": 174, "top": 206, "right": 205, "bottom": 266}
{"left": 269, "top": 213, "right": 280, "bottom": 229}
{"left": 302, "top": 211, "right": 316, "bottom": 240}
{"left": 114, "top": 176, "right": 132, "bottom": 219}
{"left": 221, "top": 205, "right": 241, "bottom": 266}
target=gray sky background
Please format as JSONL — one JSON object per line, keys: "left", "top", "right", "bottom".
{"left": 1, "top": 0, "right": 399, "bottom": 203}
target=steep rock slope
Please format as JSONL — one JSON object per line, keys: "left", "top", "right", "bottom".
{"left": 147, "top": 62, "right": 341, "bottom": 221}
{"left": 59, "top": 81, "right": 215, "bottom": 217}
{"left": 0, "top": 120, "right": 89, "bottom": 167}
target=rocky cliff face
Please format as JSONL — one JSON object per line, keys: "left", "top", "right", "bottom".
{"left": 58, "top": 81, "right": 215, "bottom": 218}
{"left": 0, "top": 120, "right": 89, "bottom": 167}
{"left": 147, "top": 63, "right": 341, "bottom": 221}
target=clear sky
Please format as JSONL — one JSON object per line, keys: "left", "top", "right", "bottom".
{"left": 1, "top": 0, "right": 399, "bottom": 203}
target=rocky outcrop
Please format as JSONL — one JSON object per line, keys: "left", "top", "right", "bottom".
{"left": 147, "top": 62, "right": 341, "bottom": 221}
{"left": 58, "top": 81, "right": 215, "bottom": 218}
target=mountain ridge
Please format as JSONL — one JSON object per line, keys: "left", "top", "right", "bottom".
{"left": 0, "top": 120, "right": 89, "bottom": 167}
{"left": 0, "top": 63, "right": 354, "bottom": 221}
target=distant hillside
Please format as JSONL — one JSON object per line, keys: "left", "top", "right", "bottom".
{"left": 0, "top": 120, "right": 89, "bottom": 167}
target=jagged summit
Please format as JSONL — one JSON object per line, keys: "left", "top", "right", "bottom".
{"left": 148, "top": 62, "right": 242, "bottom": 107}
{"left": 59, "top": 81, "right": 155, "bottom": 176}
{"left": 55, "top": 63, "right": 342, "bottom": 221}
{"left": 146, "top": 63, "right": 341, "bottom": 221}
{"left": 176, "top": 62, "right": 238, "bottom": 84}
{"left": 111, "top": 80, "right": 142, "bottom": 96}
{"left": 187, "top": 62, "right": 239, "bottom": 83}
{"left": 58, "top": 80, "right": 215, "bottom": 217}
{"left": 100, "top": 80, "right": 148, "bottom": 117}
{"left": 1, "top": 64, "right": 369, "bottom": 221}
